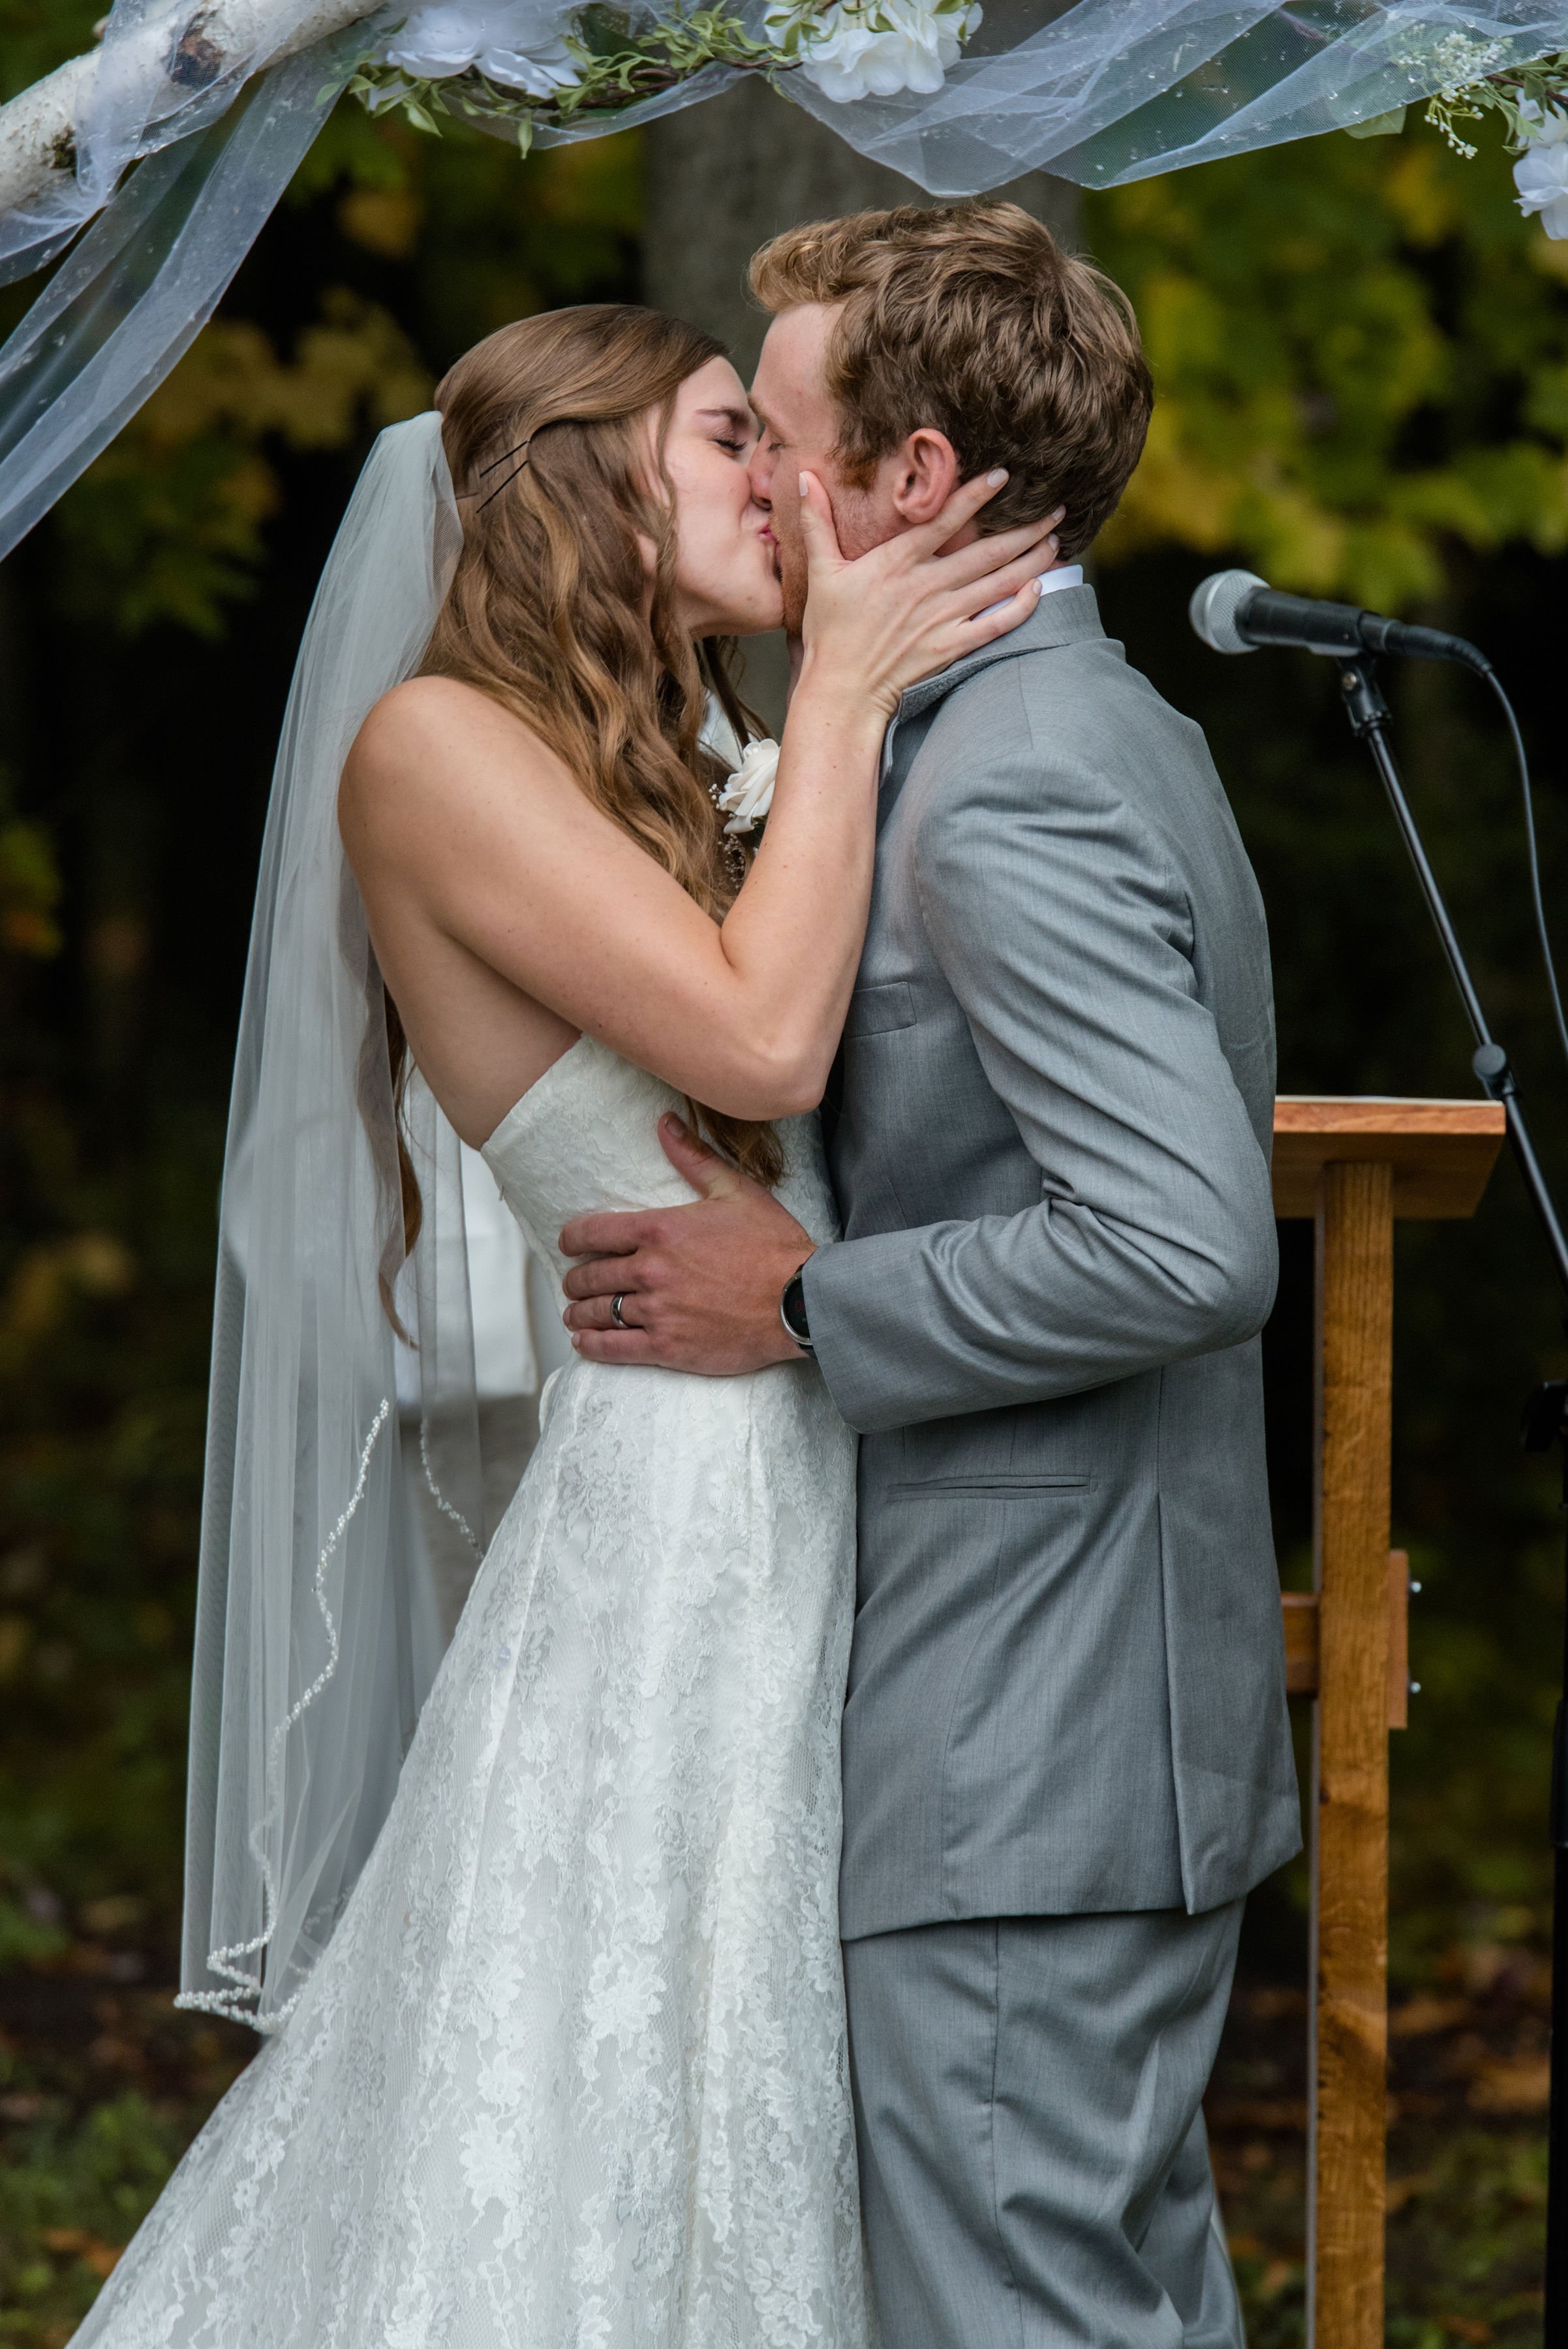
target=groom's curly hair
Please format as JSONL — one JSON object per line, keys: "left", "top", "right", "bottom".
{"left": 750, "top": 202, "right": 1152, "bottom": 562}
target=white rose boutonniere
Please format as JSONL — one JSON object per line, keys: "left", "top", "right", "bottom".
{"left": 715, "top": 738, "right": 780, "bottom": 837}
{"left": 1515, "top": 100, "right": 1568, "bottom": 236}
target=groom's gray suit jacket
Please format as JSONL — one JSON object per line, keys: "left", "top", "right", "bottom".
{"left": 800, "top": 584, "right": 1300, "bottom": 1941}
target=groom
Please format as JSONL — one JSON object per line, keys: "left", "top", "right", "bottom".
{"left": 561, "top": 200, "right": 1299, "bottom": 2346}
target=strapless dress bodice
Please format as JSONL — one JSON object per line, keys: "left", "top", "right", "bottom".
{"left": 479, "top": 1032, "right": 840, "bottom": 1278}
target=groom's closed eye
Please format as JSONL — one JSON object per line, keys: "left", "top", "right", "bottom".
{"left": 749, "top": 407, "right": 784, "bottom": 457}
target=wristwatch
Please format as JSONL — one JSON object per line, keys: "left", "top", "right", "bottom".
{"left": 780, "top": 1264, "right": 814, "bottom": 1355}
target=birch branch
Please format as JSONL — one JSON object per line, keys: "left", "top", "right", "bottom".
{"left": 0, "top": 1, "right": 380, "bottom": 220}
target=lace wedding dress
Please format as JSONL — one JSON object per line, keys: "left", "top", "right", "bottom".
{"left": 74, "top": 1035, "right": 869, "bottom": 2349}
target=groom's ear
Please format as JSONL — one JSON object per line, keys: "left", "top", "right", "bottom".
{"left": 888, "top": 428, "right": 962, "bottom": 529}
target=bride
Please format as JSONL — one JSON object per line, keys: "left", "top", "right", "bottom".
{"left": 73, "top": 301, "right": 1053, "bottom": 2347}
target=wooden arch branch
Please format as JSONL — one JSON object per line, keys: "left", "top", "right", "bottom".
{"left": 0, "top": 1, "right": 380, "bottom": 223}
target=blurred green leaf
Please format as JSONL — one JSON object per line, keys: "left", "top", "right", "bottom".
{"left": 1089, "top": 120, "right": 1568, "bottom": 604}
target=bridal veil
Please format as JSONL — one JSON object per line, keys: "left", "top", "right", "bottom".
{"left": 178, "top": 410, "right": 502, "bottom": 2032}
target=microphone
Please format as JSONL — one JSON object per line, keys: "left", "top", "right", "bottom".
{"left": 1189, "top": 569, "right": 1490, "bottom": 675}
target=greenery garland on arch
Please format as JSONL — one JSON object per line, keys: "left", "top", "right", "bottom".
{"left": 350, "top": 0, "right": 983, "bottom": 157}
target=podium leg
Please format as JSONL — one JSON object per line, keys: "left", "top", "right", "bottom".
{"left": 1308, "top": 1159, "right": 1394, "bottom": 2349}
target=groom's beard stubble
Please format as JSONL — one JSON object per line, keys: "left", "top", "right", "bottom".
{"left": 774, "top": 515, "right": 808, "bottom": 639}
{"left": 775, "top": 478, "right": 889, "bottom": 641}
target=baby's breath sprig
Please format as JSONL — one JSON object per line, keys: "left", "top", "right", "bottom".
{"left": 1375, "top": 32, "right": 1568, "bottom": 161}
{"left": 1428, "top": 52, "right": 1568, "bottom": 159}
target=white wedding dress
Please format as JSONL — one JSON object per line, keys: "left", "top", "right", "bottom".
{"left": 74, "top": 1035, "right": 869, "bottom": 2349}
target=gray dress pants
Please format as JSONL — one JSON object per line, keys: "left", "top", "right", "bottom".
{"left": 841, "top": 1904, "right": 1246, "bottom": 2349}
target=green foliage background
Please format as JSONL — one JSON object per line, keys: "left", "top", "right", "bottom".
{"left": 1, "top": 14, "right": 1567, "bottom": 2339}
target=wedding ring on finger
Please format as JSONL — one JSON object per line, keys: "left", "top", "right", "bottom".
{"left": 611, "top": 1293, "right": 630, "bottom": 1330}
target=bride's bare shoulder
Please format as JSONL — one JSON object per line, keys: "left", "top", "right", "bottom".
{"left": 340, "top": 675, "right": 567, "bottom": 849}
{"left": 348, "top": 674, "right": 549, "bottom": 779}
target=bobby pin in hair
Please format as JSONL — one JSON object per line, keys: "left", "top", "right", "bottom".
{"left": 458, "top": 438, "right": 532, "bottom": 510}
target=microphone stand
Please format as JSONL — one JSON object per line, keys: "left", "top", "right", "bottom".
{"left": 1334, "top": 655, "right": 1568, "bottom": 2339}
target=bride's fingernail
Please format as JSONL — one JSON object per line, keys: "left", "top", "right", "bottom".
{"left": 987, "top": 467, "right": 1009, "bottom": 486}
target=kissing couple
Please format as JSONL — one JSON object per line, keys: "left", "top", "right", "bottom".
{"left": 79, "top": 200, "right": 1299, "bottom": 2349}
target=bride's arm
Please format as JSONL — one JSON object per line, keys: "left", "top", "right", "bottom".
{"left": 341, "top": 470, "right": 1056, "bottom": 1125}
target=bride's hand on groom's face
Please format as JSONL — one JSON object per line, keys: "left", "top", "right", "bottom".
{"left": 796, "top": 470, "right": 1066, "bottom": 722}
{"left": 559, "top": 1118, "right": 815, "bottom": 1375}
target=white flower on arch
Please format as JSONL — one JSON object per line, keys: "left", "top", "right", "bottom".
{"left": 381, "top": 2, "right": 583, "bottom": 95}
{"left": 1514, "top": 99, "right": 1568, "bottom": 238}
{"left": 764, "top": 0, "right": 982, "bottom": 104}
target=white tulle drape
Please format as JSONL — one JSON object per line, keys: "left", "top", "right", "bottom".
{"left": 178, "top": 410, "right": 497, "bottom": 2033}
{"left": 0, "top": 31, "right": 363, "bottom": 576}
{"left": 783, "top": 0, "right": 1568, "bottom": 191}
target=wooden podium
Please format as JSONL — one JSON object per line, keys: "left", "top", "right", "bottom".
{"left": 1272, "top": 1098, "right": 1506, "bottom": 2349}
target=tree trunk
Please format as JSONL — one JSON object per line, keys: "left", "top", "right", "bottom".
{"left": 642, "top": 78, "right": 1081, "bottom": 721}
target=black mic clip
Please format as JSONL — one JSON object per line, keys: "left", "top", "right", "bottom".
{"left": 1334, "top": 654, "right": 1391, "bottom": 743}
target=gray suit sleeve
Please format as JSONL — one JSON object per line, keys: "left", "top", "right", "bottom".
{"left": 802, "top": 687, "right": 1277, "bottom": 1436}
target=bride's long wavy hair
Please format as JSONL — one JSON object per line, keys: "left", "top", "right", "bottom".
{"left": 386, "top": 303, "right": 781, "bottom": 1256}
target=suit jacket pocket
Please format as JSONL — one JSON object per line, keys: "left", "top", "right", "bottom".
{"left": 845, "top": 980, "right": 915, "bottom": 1037}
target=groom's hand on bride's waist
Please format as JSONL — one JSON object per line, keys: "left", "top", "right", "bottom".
{"left": 559, "top": 1115, "right": 816, "bottom": 1375}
